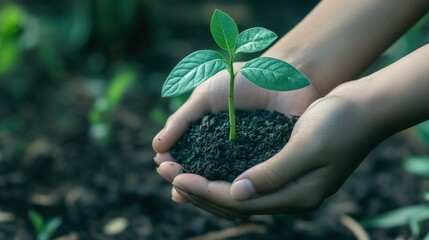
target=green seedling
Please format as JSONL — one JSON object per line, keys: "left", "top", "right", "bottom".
{"left": 162, "top": 9, "right": 309, "bottom": 141}
{"left": 28, "top": 210, "right": 62, "bottom": 240}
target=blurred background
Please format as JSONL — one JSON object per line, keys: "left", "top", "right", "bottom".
{"left": 0, "top": 0, "right": 428, "bottom": 239}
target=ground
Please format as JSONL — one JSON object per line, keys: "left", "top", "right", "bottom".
{"left": 0, "top": 76, "right": 426, "bottom": 239}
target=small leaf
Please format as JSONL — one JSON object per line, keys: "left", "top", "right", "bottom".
{"left": 240, "top": 57, "right": 310, "bottom": 91}
{"left": 0, "top": 3, "right": 24, "bottom": 39}
{"left": 28, "top": 210, "right": 44, "bottom": 234}
{"left": 403, "top": 156, "right": 429, "bottom": 176}
{"left": 210, "top": 9, "right": 239, "bottom": 52}
{"left": 162, "top": 50, "right": 226, "bottom": 97}
{"left": 359, "top": 205, "right": 429, "bottom": 229}
{"left": 107, "top": 67, "right": 137, "bottom": 108}
{"left": 235, "top": 27, "right": 277, "bottom": 54}
{"left": 39, "top": 217, "right": 62, "bottom": 240}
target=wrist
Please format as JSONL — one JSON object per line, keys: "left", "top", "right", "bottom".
{"left": 336, "top": 45, "right": 429, "bottom": 141}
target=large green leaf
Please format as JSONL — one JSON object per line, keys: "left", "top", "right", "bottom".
{"left": 359, "top": 205, "right": 429, "bottom": 229}
{"left": 162, "top": 50, "right": 226, "bottom": 97}
{"left": 235, "top": 27, "right": 277, "bottom": 54}
{"left": 240, "top": 57, "right": 310, "bottom": 91}
{"left": 210, "top": 9, "right": 238, "bottom": 52}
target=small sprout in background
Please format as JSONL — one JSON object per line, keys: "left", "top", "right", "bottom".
{"left": 89, "top": 66, "right": 137, "bottom": 143}
{"left": 161, "top": 9, "right": 309, "bottom": 142}
{"left": 28, "top": 210, "right": 62, "bottom": 240}
{"left": 0, "top": 3, "right": 24, "bottom": 77}
{"left": 359, "top": 205, "right": 429, "bottom": 240}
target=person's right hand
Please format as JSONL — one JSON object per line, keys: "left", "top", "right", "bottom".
{"left": 152, "top": 61, "right": 321, "bottom": 204}
{"left": 156, "top": 79, "right": 385, "bottom": 220}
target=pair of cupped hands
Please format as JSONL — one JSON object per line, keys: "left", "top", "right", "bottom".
{"left": 153, "top": 62, "right": 378, "bottom": 220}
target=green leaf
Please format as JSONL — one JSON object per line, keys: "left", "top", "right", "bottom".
{"left": 235, "top": 27, "right": 277, "bottom": 54}
{"left": 403, "top": 156, "right": 429, "bottom": 176}
{"left": 240, "top": 57, "right": 310, "bottom": 91}
{"left": 359, "top": 205, "right": 429, "bottom": 229}
{"left": 28, "top": 210, "right": 44, "bottom": 234}
{"left": 0, "top": 40, "right": 21, "bottom": 76}
{"left": 39, "top": 217, "right": 62, "bottom": 240}
{"left": 107, "top": 67, "right": 137, "bottom": 108}
{"left": 0, "top": 3, "right": 24, "bottom": 39}
{"left": 162, "top": 50, "right": 226, "bottom": 97}
{"left": 210, "top": 9, "right": 239, "bottom": 52}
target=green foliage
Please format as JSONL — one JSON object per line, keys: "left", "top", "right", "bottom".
{"left": 0, "top": 3, "right": 24, "bottom": 77}
{"left": 360, "top": 205, "right": 429, "bottom": 239}
{"left": 241, "top": 57, "right": 310, "bottom": 91}
{"left": 235, "top": 27, "right": 278, "bottom": 54}
{"left": 0, "top": 3, "right": 23, "bottom": 39}
{"left": 210, "top": 9, "right": 239, "bottom": 52}
{"left": 89, "top": 66, "right": 137, "bottom": 143}
{"left": 162, "top": 50, "right": 226, "bottom": 97}
{"left": 28, "top": 210, "right": 62, "bottom": 240}
{"left": 162, "top": 9, "right": 309, "bottom": 141}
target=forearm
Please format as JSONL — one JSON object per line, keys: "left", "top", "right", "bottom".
{"left": 355, "top": 44, "right": 429, "bottom": 141}
{"left": 263, "top": 0, "right": 429, "bottom": 96}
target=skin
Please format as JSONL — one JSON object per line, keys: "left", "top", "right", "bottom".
{"left": 153, "top": 0, "right": 429, "bottom": 220}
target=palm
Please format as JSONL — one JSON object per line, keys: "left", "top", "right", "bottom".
{"left": 153, "top": 63, "right": 320, "bottom": 206}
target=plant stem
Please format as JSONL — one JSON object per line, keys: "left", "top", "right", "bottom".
{"left": 228, "top": 55, "right": 236, "bottom": 142}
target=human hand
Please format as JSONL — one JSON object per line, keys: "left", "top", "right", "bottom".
{"left": 152, "top": 62, "right": 320, "bottom": 213}
{"left": 154, "top": 78, "right": 382, "bottom": 220}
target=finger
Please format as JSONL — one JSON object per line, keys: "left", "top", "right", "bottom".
{"left": 173, "top": 174, "right": 249, "bottom": 219}
{"left": 171, "top": 187, "right": 189, "bottom": 203}
{"left": 152, "top": 91, "right": 210, "bottom": 153}
{"left": 174, "top": 185, "right": 249, "bottom": 220}
{"left": 230, "top": 134, "right": 325, "bottom": 200}
{"left": 174, "top": 168, "right": 328, "bottom": 215}
{"left": 157, "top": 161, "right": 183, "bottom": 182}
{"left": 154, "top": 152, "right": 175, "bottom": 165}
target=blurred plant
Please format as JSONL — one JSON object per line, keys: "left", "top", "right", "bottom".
{"left": 0, "top": 3, "right": 24, "bottom": 77}
{"left": 28, "top": 210, "right": 62, "bottom": 240}
{"left": 89, "top": 66, "right": 137, "bottom": 143}
{"left": 359, "top": 204, "right": 429, "bottom": 240}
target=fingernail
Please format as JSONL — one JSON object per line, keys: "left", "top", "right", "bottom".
{"left": 231, "top": 179, "right": 256, "bottom": 200}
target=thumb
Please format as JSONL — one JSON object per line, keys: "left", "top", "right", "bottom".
{"left": 230, "top": 137, "right": 321, "bottom": 200}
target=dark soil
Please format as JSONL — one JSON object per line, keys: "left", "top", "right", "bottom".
{"left": 171, "top": 110, "right": 298, "bottom": 182}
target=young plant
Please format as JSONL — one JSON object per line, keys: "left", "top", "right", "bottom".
{"left": 28, "top": 210, "right": 62, "bottom": 240}
{"left": 162, "top": 9, "right": 309, "bottom": 142}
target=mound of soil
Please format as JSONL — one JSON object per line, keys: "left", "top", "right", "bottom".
{"left": 171, "top": 110, "right": 298, "bottom": 182}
